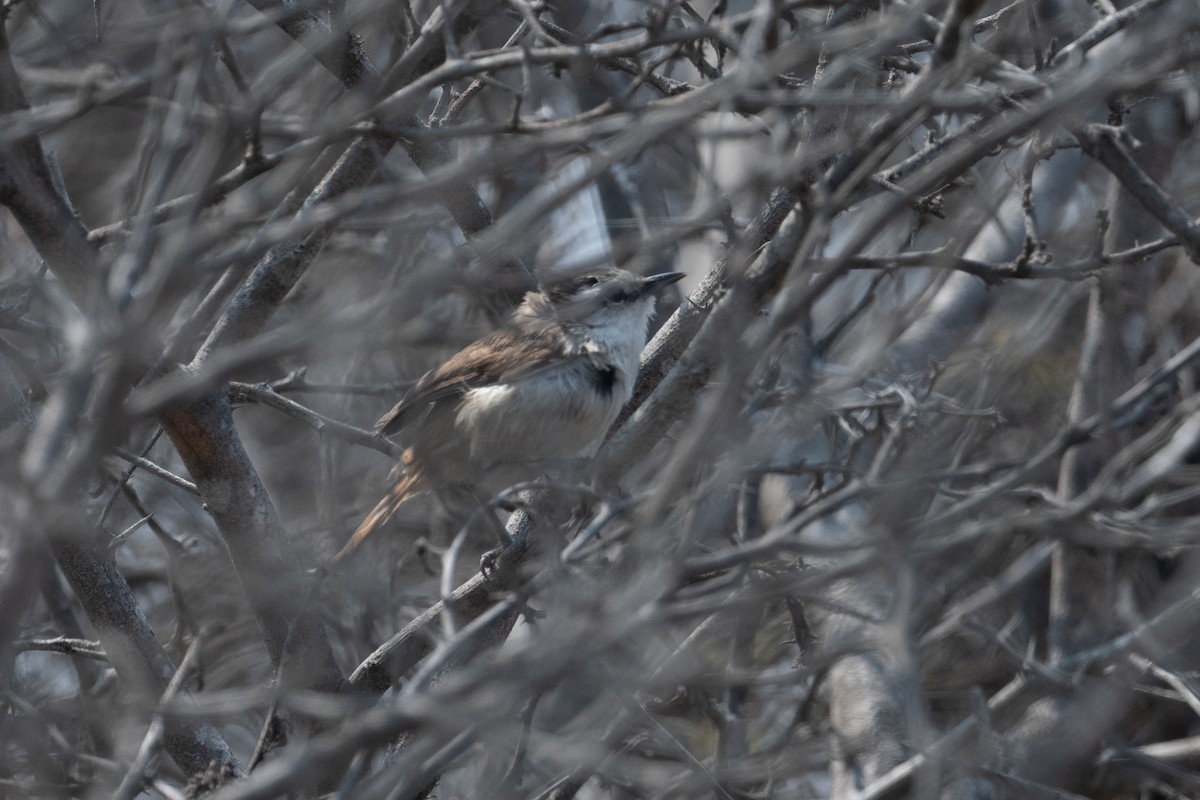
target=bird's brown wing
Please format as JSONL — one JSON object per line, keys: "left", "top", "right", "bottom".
{"left": 377, "top": 323, "right": 572, "bottom": 436}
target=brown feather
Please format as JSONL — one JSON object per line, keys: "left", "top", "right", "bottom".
{"left": 332, "top": 470, "right": 423, "bottom": 562}
{"left": 377, "top": 322, "right": 572, "bottom": 436}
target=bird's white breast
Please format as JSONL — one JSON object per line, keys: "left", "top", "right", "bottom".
{"left": 453, "top": 295, "right": 655, "bottom": 484}
{"left": 456, "top": 361, "right": 629, "bottom": 466}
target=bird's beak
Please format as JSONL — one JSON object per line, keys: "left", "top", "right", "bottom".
{"left": 636, "top": 271, "right": 686, "bottom": 299}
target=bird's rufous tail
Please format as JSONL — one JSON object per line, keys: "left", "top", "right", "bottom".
{"left": 332, "top": 472, "right": 421, "bottom": 562}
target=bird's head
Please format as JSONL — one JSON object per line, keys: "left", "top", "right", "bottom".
{"left": 518, "top": 268, "right": 686, "bottom": 331}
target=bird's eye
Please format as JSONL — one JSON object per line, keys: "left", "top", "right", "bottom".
{"left": 571, "top": 275, "right": 601, "bottom": 296}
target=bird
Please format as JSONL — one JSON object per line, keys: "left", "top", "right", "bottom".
{"left": 333, "top": 268, "right": 686, "bottom": 561}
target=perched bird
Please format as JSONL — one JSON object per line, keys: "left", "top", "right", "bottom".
{"left": 333, "top": 268, "right": 685, "bottom": 561}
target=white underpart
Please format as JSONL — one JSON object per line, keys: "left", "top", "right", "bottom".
{"left": 455, "top": 296, "right": 656, "bottom": 477}
{"left": 575, "top": 295, "right": 658, "bottom": 376}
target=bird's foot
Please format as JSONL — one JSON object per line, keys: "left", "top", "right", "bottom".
{"left": 480, "top": 546, "right": 502, "bottom": 581}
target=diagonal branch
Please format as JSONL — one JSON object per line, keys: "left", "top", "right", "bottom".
{"left": 1077, "top": 124, "right": 1200, "bottom": 265}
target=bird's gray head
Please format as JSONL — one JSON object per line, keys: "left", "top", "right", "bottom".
{"left": 519, "top": 269, "right": 685, "bottom": 329}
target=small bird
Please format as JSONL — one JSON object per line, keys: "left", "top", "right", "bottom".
{"left": 333, "top": 268, "right": 685, "bottom": 561}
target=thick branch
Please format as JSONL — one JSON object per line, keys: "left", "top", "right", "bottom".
{"left": 1077, "top": 125, "right": 1200, "bottom": 265}
{"left": 0, "top": 25, "right": 98, "bottom": 306}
